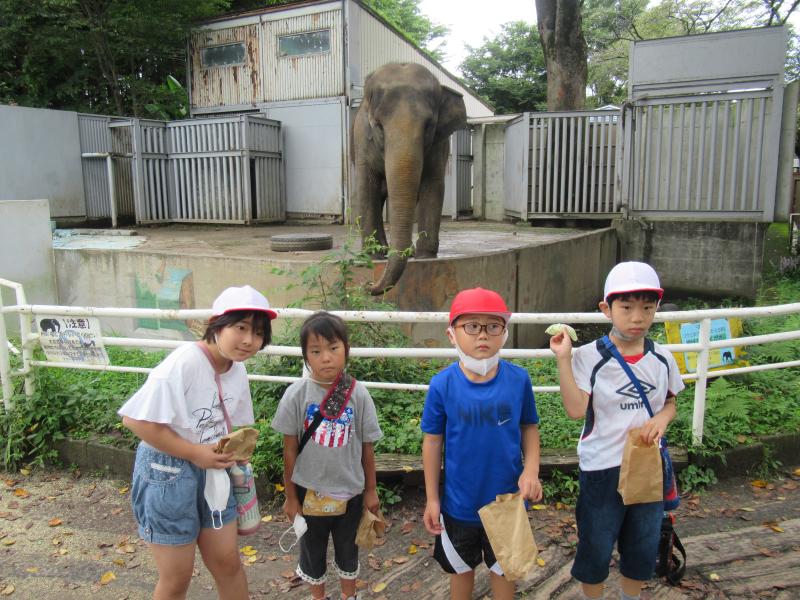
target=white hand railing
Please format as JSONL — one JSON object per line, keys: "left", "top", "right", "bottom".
{"left": 2, "top": 278, "right": 799, "bottom": 445}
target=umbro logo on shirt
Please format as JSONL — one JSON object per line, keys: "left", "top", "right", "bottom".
{"left": 615, "top": 380, "right": 656, "bottom": 400}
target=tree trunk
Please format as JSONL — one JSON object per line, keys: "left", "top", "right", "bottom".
{"left": 535, "top": 0, "right": 588, "bottom": 111}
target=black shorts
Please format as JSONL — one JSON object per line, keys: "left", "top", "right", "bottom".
{"left": 295, "top": 486, "right": 362, "bottom": 584}
{"left": 432, "top": 513, "right": 504, "bottom": 576}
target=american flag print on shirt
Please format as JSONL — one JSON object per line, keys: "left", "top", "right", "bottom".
{"left": 304, "top": 404, "right": 353, "bottom": 448}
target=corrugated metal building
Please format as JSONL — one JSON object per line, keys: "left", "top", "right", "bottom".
{"left": 189, "top": 0, "right": 493, "bottom": 218}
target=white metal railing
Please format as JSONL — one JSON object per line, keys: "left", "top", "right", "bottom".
{"left": 1, "top": 278, "right": 798, "bottom": 445}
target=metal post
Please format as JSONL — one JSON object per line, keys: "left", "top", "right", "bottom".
{"left": 0, "top": 292, "right": 14, "bottom": 410}
{"left": 106, "top": 154, "right": 118, "bottom": 228}
{"left": 691, "top": 318, "right": 712, "bottom": 445}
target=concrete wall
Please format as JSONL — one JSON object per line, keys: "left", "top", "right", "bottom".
{"left": 472, "top": 122, "right": 507, "bottom": 222}
{"left": 0, "top": 105, "right": 86, "bottom": 219}
{"left": 615, "top": 219, "right": 767, "bottom": 299}
{"left": 52, "top": 228, "right": 616, "bottom": 349}
{"left": 0, "top": 200, "right": 57, "bottom": 332}
{"left": 385, "top": 228, "right": 617, "bottom": 348}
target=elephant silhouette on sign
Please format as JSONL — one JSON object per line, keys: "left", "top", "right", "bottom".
{"left": 39, "top": 318, "right": 61, "bottom": 333}
{"left": 351, "top": 63, "right": 467, "bottom": 294}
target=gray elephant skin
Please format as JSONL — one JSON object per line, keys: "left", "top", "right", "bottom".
{"left": 351, "top": 63, "right": 467, "bottom": 294}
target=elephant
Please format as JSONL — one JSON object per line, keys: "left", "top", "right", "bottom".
{"left": 351, "top": 63, "right": 467, "bottom": 294}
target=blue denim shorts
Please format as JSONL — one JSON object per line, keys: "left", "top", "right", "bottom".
{"left": 130, "top": 442, "right": 237, "bottom": 545}
{"left": 571, "top": 466, "right": 663, "bottom": 584}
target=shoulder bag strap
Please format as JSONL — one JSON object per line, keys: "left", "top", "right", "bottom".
{"left": 195, "top": 342, "right": 233, "bottom": 434}
{"left": 600, "top": 335, "right": 655, "bottom": 419}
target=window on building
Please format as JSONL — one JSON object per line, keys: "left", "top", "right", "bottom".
{"left": 278, "top": 30, "right": 331, "bottom": 57}
{"left": 201, "top": 43, "right": 246, "bottom": 68}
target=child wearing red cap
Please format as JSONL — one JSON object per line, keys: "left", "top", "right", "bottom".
{"left": 421, "top": 287, "right": 542, "bottom": 600}
{"left": 119, "top": 285, "right": 276, "bottom": 600}
{"left": 549, "top": 262, "right": 684, "bottom": 600}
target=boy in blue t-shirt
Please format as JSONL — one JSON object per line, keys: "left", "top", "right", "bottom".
{"left": 421, "top": 287, "right": 542, "bottom": 600}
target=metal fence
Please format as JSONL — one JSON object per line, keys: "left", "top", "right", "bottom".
{"left": 504, "top": 111, "right": 620, "bottom": 220}
{"left": 626, "top": 91, "right": 776, "bottom": 219}
{"left": 77, "top": 114, "right": 285, "bottom": 225}
{"left": 2, "top": 278, "right": 799, "bottom": 446}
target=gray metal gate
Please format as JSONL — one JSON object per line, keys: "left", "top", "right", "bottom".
{"left": 443, "top": 128, "right": 473, "bottom": 218}
{"left": 504, "top": 111, "right": 619, "bottom": 220}
{"left": 78, "top": 114, "right": 285, "bottom": 225}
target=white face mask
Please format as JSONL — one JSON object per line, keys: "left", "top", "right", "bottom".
{"left": 447, "top": 327, "right": 508, "bottom": 377}
{"left": 204, "top": 468, "right": 231, "bottom": 529}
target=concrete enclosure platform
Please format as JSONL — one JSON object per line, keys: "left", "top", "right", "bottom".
{"left": 52, "top": 221, "right": 617, "bottom": 348}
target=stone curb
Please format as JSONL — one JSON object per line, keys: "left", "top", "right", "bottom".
{"left": 54, "top": 432, "right": 799, "bottom": 499}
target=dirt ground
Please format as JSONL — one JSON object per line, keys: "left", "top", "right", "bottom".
{"left": 0, "top": 466, "right": 798, "bottom": 599}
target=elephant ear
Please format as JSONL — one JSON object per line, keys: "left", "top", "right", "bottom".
{"left": 434, "top": 87, "right": 467, "bottom": 144}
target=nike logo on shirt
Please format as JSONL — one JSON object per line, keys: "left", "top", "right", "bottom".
{"left": 497, "top": 418, "right": 511, "bottom": 426}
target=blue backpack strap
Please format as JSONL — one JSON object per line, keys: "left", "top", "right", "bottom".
{"left": 601, "top": 335, "right": 655, "bottom": 418}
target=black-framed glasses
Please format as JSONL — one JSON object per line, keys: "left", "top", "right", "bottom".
{"left": 456, "top": 322, "right": 506, "bottom": 336}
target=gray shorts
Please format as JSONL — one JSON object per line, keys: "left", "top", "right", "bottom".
{"left": 130, "top": 442, "right": 237, "bottom": 545}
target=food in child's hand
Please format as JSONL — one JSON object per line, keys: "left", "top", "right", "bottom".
{"left": 545, "top": 323, "right": 578, "bottom": 341}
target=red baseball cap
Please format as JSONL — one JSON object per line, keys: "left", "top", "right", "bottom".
{"left": 449, "top": 288, "right": 511, "bottom": 325}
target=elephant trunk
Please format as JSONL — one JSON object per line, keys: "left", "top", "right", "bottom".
{"left": 370, "top": 135, "right": 424, "bottom": 295}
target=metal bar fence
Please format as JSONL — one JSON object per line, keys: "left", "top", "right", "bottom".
{"left": 1, "top": 279, "right": 799, "bottom": 445}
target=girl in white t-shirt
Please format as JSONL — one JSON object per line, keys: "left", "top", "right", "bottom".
{"left": 119, "top": 285, "right": 276, "bottom": 600}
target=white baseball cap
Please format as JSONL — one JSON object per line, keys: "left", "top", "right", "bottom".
{"left": 603, "top": 262, "right": 663, "bottom": 302}
{"left": 211, "top": 285, "right": 277, "bottom": 320}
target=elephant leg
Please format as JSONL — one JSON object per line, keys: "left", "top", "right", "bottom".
{"left": 355, "top": 166, "right": 387, "bottom": 257}
{"left": 415, "top": 141, "right": 449, "bottom": 259}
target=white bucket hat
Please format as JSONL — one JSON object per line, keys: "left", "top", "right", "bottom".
{"left": 603, "top": 262, "right": 663, "bottom": 302}
{"left": 211, "top": 285, "right": 277, "bottom": 320}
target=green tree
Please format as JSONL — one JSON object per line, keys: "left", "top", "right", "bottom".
{"left": 0, "top": 0, "right": 228, "bottom": 116}
{"left": 460, "top": 21, "right": 548, "bottom": 113}
{"left": 363, "top": 0, "right": 449, "bottom": 59}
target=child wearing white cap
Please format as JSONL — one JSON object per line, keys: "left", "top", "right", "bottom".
{"left": 549, "top": 263, "right": 684, "bottom": 600}
{"left": 119, "top": 285, "right": 276, "bottom": 600}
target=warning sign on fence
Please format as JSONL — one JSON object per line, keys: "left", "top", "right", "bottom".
{"left": 37, "top": 316, "right": 109, "bottom": 365}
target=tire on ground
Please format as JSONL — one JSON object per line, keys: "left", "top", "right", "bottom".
{"left": 270, "top": 233, "right": 334, "bottom": 252}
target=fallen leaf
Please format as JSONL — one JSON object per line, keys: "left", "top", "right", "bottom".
{"left": 735, "top": 434, "right": 747, "bottom": 444}
{"left": 536, "top": 557, "right": 546, "bottom": 566}
{"left": 3, "top": 539, "right": 15, "bottom": 546}
{"left": 110, "top": 508, "right": 124, "bottom": 516}
{"left": 118, "top": 486, "right": 129, "bottom": 495}
{"left": 750, "top": 480, "right": 768, "bottom": 488}
{"left": 52, "top": 537, "right": 62, "bottom": 546}
{"left": 280, "top": 570, "right": 294, "bottom": 579}
{"left": 740, "top": 507, "right": 755, "bottom": 512}
{"left": 99, "top": 571, "right": 116, "bottom": 585}
{"left": 245, "top": 555, "right": 258, "bottom": 565}
{"left": 0, "top": 585, "right": 14, "bottom": 596}
{"left": 112, "top": 559, "right": 125, "bottom": 567}
{"left": 530, "top": 504, "right": 547, "bottom": 511}
{"left": 770, "top": 525, "right": 784, "bottom": 533}
{"left": 393, "top": 556, "right": 409, "bottom": 564}
{"left": 48, "top": 518, "right": 63, "bottom": 527}
{"left": 401, "top": 521, "right": 414, "bottom": 534}
{"left": 58, "top": 548, "right": 68, "bottom": 555}
{"left": 372, "top": 582, "right": 387, "bottom": 593}
{"left": 793, "top": 467, "right": 800, "bottom": 477}
{"left": 20, "top": 468, "right": 30, "bottom": 476}
{"left": 261, "top": 515, "right": 273, "bottom": 523}
{"left": 401, "top": 465, "right": 413, "bottom": 472}
{"left": 240, "top": 546, "right": 257, "bottom": 556}
{"left": 13, "top": 488, "right": 29, "bottom": 498}
{"left": 709, "top": 573, "right": 721, "bottom": 581}
{"left": 25, "top": 567, "right": 38, "bottom": 574}
{"left": 408, "top": 544, "right": 417, "bottom": 555}
{"left": 274, "top": 483, "right": 285, "bottom": 493}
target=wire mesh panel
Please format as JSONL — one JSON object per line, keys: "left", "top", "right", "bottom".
{"left": 630, "top": 92, "right": 772, "bottom": 217}
{"left": 454, "top": 128, "right": 473, "bottom": 215}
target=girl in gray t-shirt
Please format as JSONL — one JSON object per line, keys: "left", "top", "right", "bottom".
{"left": 271, "top": 311, "right": 382, "bottom": 600}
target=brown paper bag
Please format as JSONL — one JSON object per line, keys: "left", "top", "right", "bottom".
{"left": 478, "top": 493, "right": 538, "bottom": 582}
{"left": 618, "top": 427, "right": 663, "bottom": 505}
{"left": 214, "top": 427, "right": 259, "bottom": 461}
{"left": 355, "top": 508, "right": 386, "bottom": 550}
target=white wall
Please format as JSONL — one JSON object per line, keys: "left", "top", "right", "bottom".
{"left": 0, "top": 200, "right": 57, "bottom": 333}
{"left": 0, "top": 105, "right": 86, "bottom": 218}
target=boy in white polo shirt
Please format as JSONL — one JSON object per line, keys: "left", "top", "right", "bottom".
{"left": 549, "top": 262, "right": 684, "bottom": 600}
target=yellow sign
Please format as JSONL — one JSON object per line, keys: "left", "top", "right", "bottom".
{"left": 664, "top": 318, "right": 747, "bottom": 374}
